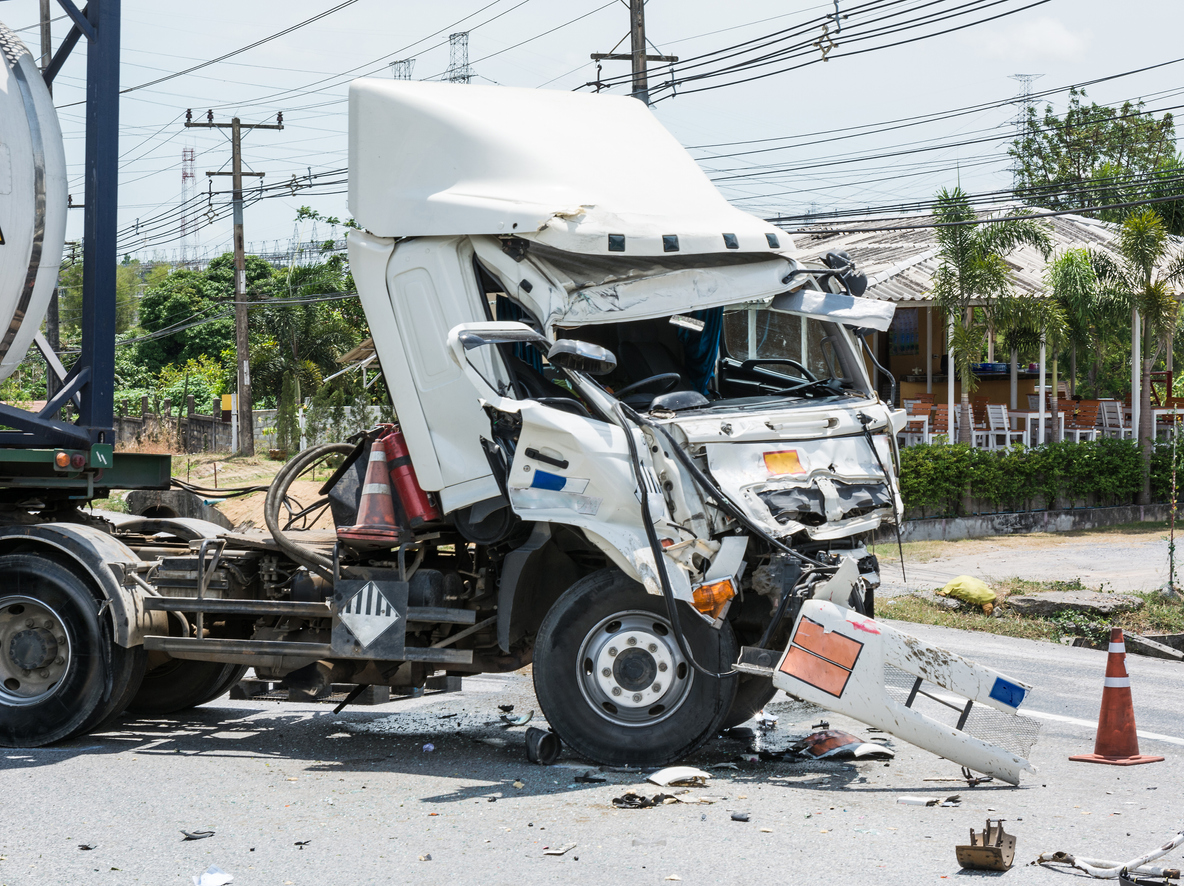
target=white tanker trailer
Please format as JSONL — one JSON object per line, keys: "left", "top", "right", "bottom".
{"left": 0, "top": 20, "right": 1040, "bottom": 782}
{"left": 0, "top": 20, "right": 66, "bottom": 383}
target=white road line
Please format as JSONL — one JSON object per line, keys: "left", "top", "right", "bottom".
{"left": 1022, "top": 708, "right": 1184, "bottom": 747}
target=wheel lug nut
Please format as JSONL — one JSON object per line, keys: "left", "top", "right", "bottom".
{"left": 626, "top": 637, "right": 637, "bottom": 646}
{"left": 611, "top": 687, "right": 622, "bottom": 696}
{"left": 607, "top": 647, "right": 618, "bottom": 657}
{"left": 632, "top": 693, "right": 642, "bottom": 703}
{"left": 55, "top": 657, "right": 65, "bottom": 665}
{"left": 648, "top": 643, "right": 657, "bottom": 652}
{"left": 57, "top": 636, "right": 66, "bottom": 645}
{"left": 652, "top": 683, "right": 662, "bottom": 692}
{"left": 601, "top": 667, "right": 612, "bottom": 677}
{"left": 44, "top": 620, "right": 53, "bottom": 629}
{"left": 38, "top": 670, "right": 49, "bottom": 679}
{"left": 21, "top": 669, "right": 30, "bottom": 677}
{"left": 25, "top": 619, "right": 34, "bottom": 628}
{"left": 658, "top": 662, "right": 668, "bottom": 672}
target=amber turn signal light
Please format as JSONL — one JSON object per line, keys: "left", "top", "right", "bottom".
{"left": 54, "top": 450, "right": 71, "bottom": 470}
{"left": 692, "top": 578, "right": 736, "bottom": 619}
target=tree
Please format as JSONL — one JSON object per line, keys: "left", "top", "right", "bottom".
{"left": 250, "top": 255, "right": 359, "bottom": 409}
{"left": 135, "top": 253, "right": 275, "bottom": 380}
{"left": 1092, "top": 210, "right": 1184, "bottom": 503}
{"left": 1010, "top": 88, "right": 1183, "bottom": 232}
{"left": 930, "top": 187, "right": 1052, "bottom": 443}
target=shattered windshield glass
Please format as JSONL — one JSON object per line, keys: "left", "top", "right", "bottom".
{"left": 721, "top": 307, "right": 859, "bottom": 394}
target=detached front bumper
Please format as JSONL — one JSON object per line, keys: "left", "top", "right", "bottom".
{"left": 737, "top": 599, "right": 1038, "bottom": 785}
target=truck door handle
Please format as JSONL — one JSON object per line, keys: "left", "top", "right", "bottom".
{"left": 525, "top": 448, "right": 569, "bottom": 470}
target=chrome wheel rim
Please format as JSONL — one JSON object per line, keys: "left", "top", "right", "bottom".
{"left": 576, "top": 609, "right": 692, "bottom": 727}
{"left": 0, "top": 596, "right": 72, "bottom": 706}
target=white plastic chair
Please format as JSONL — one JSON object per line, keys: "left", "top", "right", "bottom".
{"left": 986, "top": 403, "right": 1027, "bottom": 448}
{"left": 1100, "top": 400, "right": 1132, "bottom": 439}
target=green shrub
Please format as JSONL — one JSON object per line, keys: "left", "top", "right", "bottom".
{"left": 898, "top": 437, "right": 1166, "bottom": 517}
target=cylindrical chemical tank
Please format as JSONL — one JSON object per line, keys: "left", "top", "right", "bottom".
{"left": 0, "top": 22, "right": 67, "bottom": 383}
{"left": 383, "top": 426, "right": 441, "bottom": 527}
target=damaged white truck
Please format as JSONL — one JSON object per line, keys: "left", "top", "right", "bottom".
{"left": 0, "top": 35, "right": 1038, "bottom": 783}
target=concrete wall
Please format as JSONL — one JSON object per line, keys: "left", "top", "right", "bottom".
{"left": 875, "top": 503, "right": 1171, "bottom": 544}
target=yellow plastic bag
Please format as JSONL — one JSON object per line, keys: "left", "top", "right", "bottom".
{"left": 938, "top": 575, "right": 996, "bottom": 607}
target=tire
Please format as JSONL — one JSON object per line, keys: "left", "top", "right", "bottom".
{"left": 0, "top": 554, "right": 131, "bottom": 747}
{"left": 533, "top": 568, "right": 738, "bottom": 767}
{"left": 128, "top": 660, "right": 246, "bottom": 715}
{"left": 194, "top": 664, "right": 248, "bottom": 707}
{"left": 720, "top": 674, "right": 779, "bottom": 730}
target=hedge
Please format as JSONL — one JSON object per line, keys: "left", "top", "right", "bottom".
{"left": 898, "top": 437, "right": 1184, "bottom": 518}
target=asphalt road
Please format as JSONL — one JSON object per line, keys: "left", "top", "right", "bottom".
{"left": 2, "top": 621, "right": 1181, "bottom": 886}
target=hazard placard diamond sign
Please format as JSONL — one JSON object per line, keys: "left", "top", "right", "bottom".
{"left": 338, "top": 580, "right": 402, "bottom": 648}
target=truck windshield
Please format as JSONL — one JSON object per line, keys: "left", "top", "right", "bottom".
{"left": 719, "top": 307, "right": 858, "bottom": 398}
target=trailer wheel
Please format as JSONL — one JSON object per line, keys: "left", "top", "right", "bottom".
{"left": 0, "top": 554, "right": 128, "bottom": 746}
{"left": 128, "top": 660, "right": 246, "bottom": 715}
{"left": 533, "top": 569, "right": 737, "bottom": 767}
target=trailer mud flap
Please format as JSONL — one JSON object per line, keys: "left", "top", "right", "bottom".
{"left": 332, "top": 580, "right": 408, "bottom": 659}
{"left": 766, "top": 599, "right": 1037, "bottom": 785}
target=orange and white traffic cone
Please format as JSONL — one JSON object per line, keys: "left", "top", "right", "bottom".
{"left": 1069, "top": 627, "right": 1164, "bottom": 766}
{"left": 337, "top": 437, "right": 403, "bottom": 547}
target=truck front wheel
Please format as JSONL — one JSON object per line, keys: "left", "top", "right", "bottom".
{"left": 533, "top": 569, "right": 737, "bottom": 767}
{"left": 0, "top": 554, "right": 140, "bottom": 747}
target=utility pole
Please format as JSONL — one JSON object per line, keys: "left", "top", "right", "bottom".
{"left": 590, "top": 0, "right": 677, "bottom": 105}
{"left": 184, "top": 110, "right": 283, "bottom": 456}
{"left": 39, "top": 0, "right": 60, "bottom": 397}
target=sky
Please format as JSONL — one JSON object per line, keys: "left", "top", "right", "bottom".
{"left": 3, "top": 0, "right": 1184, "bottom": 264}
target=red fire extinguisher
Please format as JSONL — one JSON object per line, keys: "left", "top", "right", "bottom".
{"left": 382, "top": 426, "right": 441, "bottom": 528}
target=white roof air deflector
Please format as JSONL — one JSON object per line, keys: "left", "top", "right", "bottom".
{"left": 348, "top": 79, "right": 791, "bottom": 258}
{"left": 771, "top": 289, "right": 896, "bottom": 333}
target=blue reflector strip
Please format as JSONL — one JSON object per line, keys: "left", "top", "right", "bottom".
{"left": 989, "top": 677, "right": 1026, "bottom": 708}
{"left": 530, "top": 469, "right": 566, "bottom": 492}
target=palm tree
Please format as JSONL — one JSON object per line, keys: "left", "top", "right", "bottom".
{"left": 1091, "top": 209, "right": 1184, "bottom": 503}
{"left": 930, "top": 188, "right": 1053, "bottom": 443}
{"left": 994, "top": 293, "right": 1067, "bottom": 434}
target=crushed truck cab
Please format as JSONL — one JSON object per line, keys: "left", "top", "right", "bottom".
{"left": 0, "top": 56, "right": 1036, "bottom": 777}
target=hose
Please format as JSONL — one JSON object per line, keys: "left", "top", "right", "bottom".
{"left": 615, "top": 401, "right": 735, "bottom": 680}
{"left": 1034, "top": 831, "right": 1184, "bottom": 879}
{"left": 263, "top": 442, "right": 357, "bottom": 582}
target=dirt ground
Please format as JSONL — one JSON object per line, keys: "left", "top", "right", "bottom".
{"left": 872, "top": 522, "right": 1179, "bottom": 596}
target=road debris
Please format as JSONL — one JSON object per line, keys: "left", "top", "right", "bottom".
{"left": 192, "top": 865, "right": 233, "bottom": 886}
{"left": 525, "top": 726, "right": 561, "bottom": 765}
{"left": 612, "top": 792, "right": 676, "bottom": 809}
{"left": 512, "top": 779, "right": 525, "bottom": 789}
{"left": 573, "top": 771, "right": 607, "bottom": 783}
{"left": 897, "top": 795, "right": 961, "bottom": 807}
{"left": 956, "top": 819, "right": 1016, "bottom": 871}
{"left": 731, "top": 812, "right": 750, "bottom": 822}
{"left": 182, "top": 830, "right": 216, "bottom": 841}
{"left": 419, "top": 853, "right": 432, "bottom": 862}
{"left": 498, "top": 704, "right": 514, "bottom": 713}
{"left": 422, "top": 743, "right": 435, "bottom": 752}
{"left": 664, "top": 875, "right": 682, "bottom": 881}
{"left": 294, "top": 841, "right": 311, "bottom": 849}
{"left": 647, "top": 766, "right": 711, "bottom": 787}
{"left": 792, "top": 729, "right": 895, "bottom": 760}
{"left": 757, "top": 710, "right": 778, "bottom": 730}
{"left": 1033, "top": 829, "right": 1184, "bottom": 879}
{"left": 543, "top": 843, "right": 576, "bottom": 856}
{"left": 501, "top": 710, "right": 534, "bottom": 727}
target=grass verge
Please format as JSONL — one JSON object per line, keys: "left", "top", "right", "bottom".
{"left": 881, "top": 577, "right": 1184, "bottom": 646}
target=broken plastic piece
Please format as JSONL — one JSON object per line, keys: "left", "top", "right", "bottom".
{"left": 731, "top": 812, "right": 750, "bottom": 822}
{"left": 956, "top": 819, "right": 1016, "bottom": 871}
{"left": 501, "top": 710, "right": 534, "bottom": 727}
{"left": 181, "top": 830, "right": 216, "bottom": 841}
{"left": 897, "top": 795, "right": 961, "bottom": 807}
{"left": 498, "top": 704, "right": 514, "bottom": 713}
{"left": 422, "top": 743, "right": 435, "bottom": 752}
{"left": 1034, "top": 828, "right": 1184, "bottom": 880}
{"left": 647, "top": 766, "right": 711, "bottom": 787}
{"left": 574, "top": 771, "right": 607, "bottom": 783}
{"left": 544, "top": 843, "right": 577, "bottom": 856}
{"left": 192, "top": 865, "right": 233, "bottom": 886}
{"left": 792, "top": 729, "right": 895, "bottom": 760}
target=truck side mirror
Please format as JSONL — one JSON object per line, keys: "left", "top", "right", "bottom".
{"left": 547, "top": 340, "right": 617, "bottom": 376}
{"left": 823, "top": 249, "right": 869, "bottom": 297}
